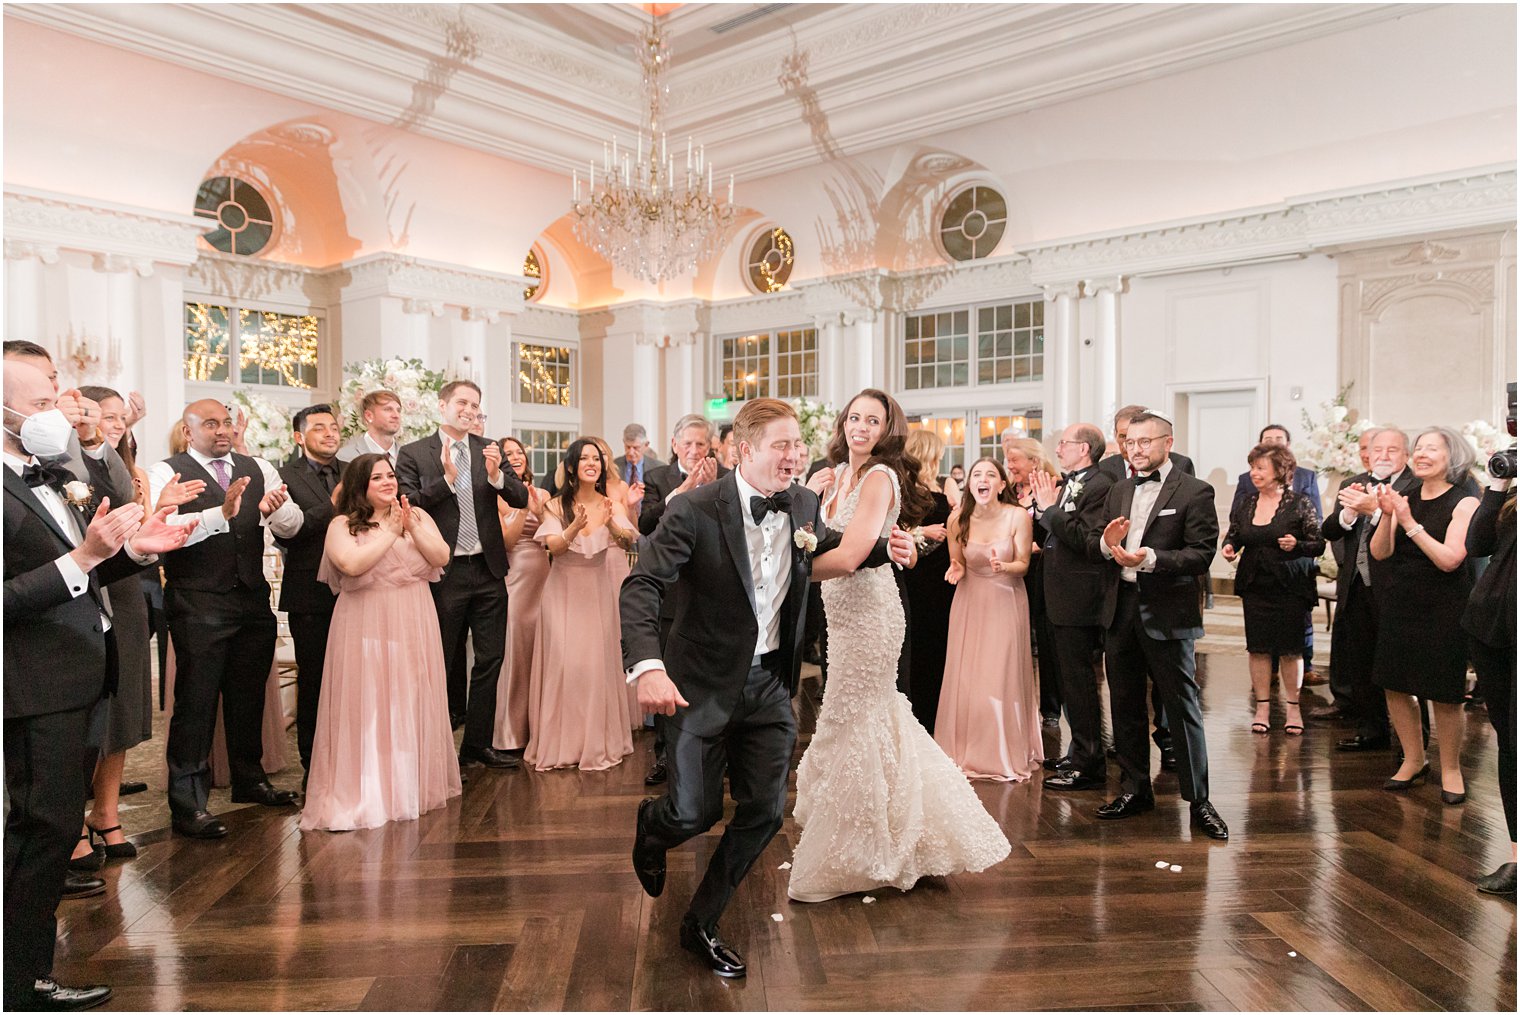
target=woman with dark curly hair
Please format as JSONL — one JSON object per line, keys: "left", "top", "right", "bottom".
{"left": 1221, "top": 442, "right": 1324, "bottom": 736}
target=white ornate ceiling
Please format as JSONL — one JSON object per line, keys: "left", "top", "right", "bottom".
{"left": 8, "top": 2, "right": 1431, "bottom": 180}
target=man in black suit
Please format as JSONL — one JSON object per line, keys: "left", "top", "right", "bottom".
{"left": 1031, "top": 423, "right": 1115, "bottom": 790}
{"left": 275, "top": 405, "right": 343, "bottom": 778}
{"left": 613, "top": 423, "right": 664, "bottom": 486}
{"left": 151, "top": 399, "right": 305, "bottom": 838}
{"left": 622, "top": 398, "right": 912, "bottom": 978}
{"left": 4, "top": 359, "right": 191, "bottom": 1011}
{"left": 1310, "top": 427, "right": 1376, "bottom": 720}
{"left": 397, "top": 380, "right": 529, "bottom": 768}
{"left": 1089, "top": 411, "right": 1228, "bottom": 840}
{"left": 1322, "top": 427, "right": 1418, "bottom": 752}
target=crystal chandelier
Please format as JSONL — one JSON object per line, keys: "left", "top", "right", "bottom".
{"left": 571, "top": 20, "right": 735, "bottom": 285}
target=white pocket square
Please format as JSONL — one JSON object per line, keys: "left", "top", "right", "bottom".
{"left": 1157, "top": 508, "right": 1177, "bottom": 516}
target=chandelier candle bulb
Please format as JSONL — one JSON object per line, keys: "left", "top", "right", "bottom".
{"left": 729, "top": 175, "right": 734, "bottom": 205}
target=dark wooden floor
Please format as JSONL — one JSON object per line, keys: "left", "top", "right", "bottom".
{"left": 57, "top": 652, "right": 1517, "bottom": 1011}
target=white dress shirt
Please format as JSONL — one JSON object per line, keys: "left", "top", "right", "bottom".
{"left": 360, "top": 431, "right": 399, "bottom": 465}
{"left": 148, "top": 448, "right": 303, "bottom": 546}
{"left": 1101, "top": 459, "right": 1170, "bottom": 582}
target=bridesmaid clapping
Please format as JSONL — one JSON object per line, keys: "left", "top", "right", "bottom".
{"left": 493, "top": 437, "right": 550, "bottom": 753}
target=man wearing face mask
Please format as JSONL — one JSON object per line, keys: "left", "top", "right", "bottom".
{"left": 1321, "top": 427, "right": 1420, "bottom": 753}
{"left": 149, "top": 399, "right": 306, "bottom": 839}
{"left": 3, "top": 342, "right": 134, "bottom": 509}
{"left": 4, "top": 359, "right": 193, "bottom": 1011}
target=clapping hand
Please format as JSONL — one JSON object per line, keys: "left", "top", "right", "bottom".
{"left": 55, "top": 389, "right": 101, "bottom": 442}
{"left": 586, "top": 497, "right": 614, "bottom": 530}
{"left": 681, "top": 457, "right": 717, "bottom": 493}
{"left": 441, "top": 442, "right": 459, "bottom": 487}
{"left": 1338, "top": 482, "right": 1377, "bottom": 516}
{"left": 220, "top": 476, "right": 251, "bottom": 519}
{"left": 127, "top": 506, "right": 195, "bottom": 556}
{"left": 625, "top": 481, "right": 645, "bottom": 509}
{"left": 482, "top": 441, "right": 502, "bottom": 482}
{"left": 124, "top": 391, "right": 147, "bottom": 428}
{"left": 1103, "top": 516, "right": 1146, "bottom": 567}
{"left": 154, "top": 472, "right": 206, "bottom": 512}
{"left": 398, "top": 494, "right": 416, "bottom": 532}
{"left": 806, "top": 468, "right": 836, "bottom": 497}
{"left": 258, "top": 483, "right": 290, "bottom": 517}
{"left": 230, "top": 407, "right": 249, "bottom": 455}
{"left": 71, "top": 498, "right": 144, "bottom": 570}
{"left": 1030, "top": 470, "right": 1060, "bottom": 511}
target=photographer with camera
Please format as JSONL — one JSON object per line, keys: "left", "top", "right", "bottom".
{"left": 1465, "top": 383, "right": 1516, "bottom": 898}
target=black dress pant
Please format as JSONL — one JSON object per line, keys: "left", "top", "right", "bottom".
{"left": 1050, "top": 623, "right": 1105, "bottom": 777}
{"left": 4, "top": 705, "right": 92, "bottom": 1006}
{"left": 165, "top": 586, "right": 276, "bottom": 815}
{"left": 432, "top": 554, "right": 507, "bottom": 751}
{"left": 1105, "top": 583, "right": 1210, "bottom": 801}
{"left": 1471, "top": 637, "right": 1516, "bottom": 842}
{"left": 286, "top": 610, "right": 334, "bottom": 771}
{"left": 1330, "top": 576, "right": 1389, "bottom": 740}
{"left": 638, "top": 661, "right": 796, "bottom": 931}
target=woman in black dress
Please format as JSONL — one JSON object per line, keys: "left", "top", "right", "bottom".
{"left": 903, "top": 429, "right": 955, "bottom": 732}
{"left": 1371, "top": 426, "right": 1479, "bottom": 802}
{"left": 1222, "top": 443, "right": 1324, "bottom": 736}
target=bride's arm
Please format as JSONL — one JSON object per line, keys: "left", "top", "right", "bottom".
{"left": 811, "top": 471, "right": 894, "bottom": 581}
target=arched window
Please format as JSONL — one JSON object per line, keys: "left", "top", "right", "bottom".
{"left": 745, "top": 227, "right": 794, "bottom": 294}
{"left": 524, "top": 248, "right": 544, "bottom": 302}
{"left": 193, "top": 176, "right": 276, "bottom": 256}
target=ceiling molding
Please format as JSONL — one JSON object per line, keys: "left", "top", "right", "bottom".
{"left": 3, "top": 185, "right": 207, "bottom": 268}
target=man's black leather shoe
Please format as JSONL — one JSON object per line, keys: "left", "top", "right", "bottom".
{"left": 230, "top": 780, "right": 298, "bottom": 806}
{"left": 458, "top": 745, "right": 521, "bottom": 769}
{"left": 1095, "top": 792, "right": 1155, "bottom": 819}
{"left": 1477, "top": 861, "right": 1517, "bottom": 898}
{"left": 118, "top": 780, "right": 148, "bottom": 796}
{"left": 172, "top": 810, "right": 228, "bottom": 839}
{"left": 679, "top": 918, "right": 746, "bottom": 978}
{"left": 1044, "top": 770, "right": 1104, "bottom": 791}
{"left": 644, "top": 762, "right": 668, "bottom": 786}
{"left": 61, "top": 873, "right": 106, "bottom": 900}
{"left": 1336, "top": 734, "right": 1391, "bottom": 752}
{"left": 1190, "top": 800, "right": 1229, "bottom": 841}
{"left": 27, "top": 978, "right": 112, "bottom": 1011}
{"left": 1042, "top": 755, "right": 1073, "bottom": 773}
{"left": 632, "top": 799, "right": 667, "bottom": 898}
{"left": 1159, "top": 747, "right": 1177, "bottom": 772}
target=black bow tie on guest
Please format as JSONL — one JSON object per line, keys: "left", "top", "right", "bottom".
{"left": 749, "top": 489, "right": 792, "bottom": 524}
{"left": 1132, "top": 470, "right": 1161, "bottom": 486}
{"left": 22, "top": 461, "right": 71, "bottom": 492}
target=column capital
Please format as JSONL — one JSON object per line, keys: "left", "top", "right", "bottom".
{"left": 91, "top": 252, "right": 155, "bottom": 277}
{"left": 462, "top": 306, "right": 501, "bottom": 324}
{"left": 668, "top": 330, "right": 702, "bottom": 348}
{"left": 4, "top": 239, "right": 60, "bottom": 264}
{"left": 633, "top": 331, "right": 666, "bottom": 349}
{"left": 401, "top": 297, "right": 447, "bottom": 317}
{"left": 1041, "top": 281, "right": 1083, "bottom": 301}
{"left": 1081, "top": 275, "right": 1126, "bottom": 297}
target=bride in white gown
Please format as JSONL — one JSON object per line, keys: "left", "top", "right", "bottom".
{"left": 789, "top": 389, "right": 1011, "bottom": 903}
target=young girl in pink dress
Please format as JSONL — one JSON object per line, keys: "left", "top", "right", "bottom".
{"left": 301, "top": 454, "right": 461, "bottom": 831}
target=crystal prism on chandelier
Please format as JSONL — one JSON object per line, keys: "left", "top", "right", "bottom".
{"left": 571, "top": 19, "right": 736, "bottom": 285}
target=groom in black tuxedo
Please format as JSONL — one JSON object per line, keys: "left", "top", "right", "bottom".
{"left": 621, "top": 398, "right": 912, "bottom": 978}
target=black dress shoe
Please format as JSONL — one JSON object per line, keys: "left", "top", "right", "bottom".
{"left": 61, "top": 873, "right": 106, "bottom": 900}
{"left": 1477, "top": 862, "right": 1517, "bottom": 898}
{"left": 28, "top": 978, "right": 112, "bottom": 1011}
{"left": 1044, "top": 770, "right": 1104, "bottom": 791}
{"left": 679, "top": 918, "right": 746, "bottom": 978}
{"left": 1095, "top": 792, "right": 1155, "bottom": 819}
{"left": 1190, "top": 800, "right": 1229, "bottom": 841}
{"left": 1336, "top": 734, "right": 1392, "bottom": 752}
{"left": 1159, "top": 747, "right": 1177, "bottom": 772}
{"left": 644, "top": 762, "right": 668, "bottom": 786}
{"left": 458, "top": 745, "right": 521, "bottom": 769}
{"left": 1042, "top": 755, "right": 1073, "bottom": 773}
{"left": 172, "top": 809, "right": 228, "bottom": 839}
{"left": 118, "top": 780, "right": 148, "bottom": 796}
{"left": 230, "top": 780, "right": 299, "bottom": 806}
{"left": 632, "top": 799, "right": 666, "bottom": 898}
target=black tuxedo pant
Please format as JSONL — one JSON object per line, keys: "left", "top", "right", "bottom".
{"left": 287, "top": 610, "right": 334, "bottom": 772}
{"left": 4, "top": 704, "right": 92, "bottom": 1006}
{"left": 432, "top": 554, "right": 507, "bottom": 751}
{"left": 1050, "top": 623, "right": 1106, "bottom": 777}
{"left": 1471, "top": 636, "right": 1516, "bottom": 842}
{"left": 1105, "top": 583, "right": 1209, "bottom": 801}
{"left": 165, "top": 586, "right": 276, "bottom": 816}
{"left": 639, "top": 661, "right": 796, "bottom": 931}
{"left": 1330, "top": 577, "right": 1390, "bottom": 741}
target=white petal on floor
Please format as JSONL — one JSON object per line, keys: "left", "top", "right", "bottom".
{"left": 778, "top": 862, "right": 791, "bottom": 870}
{"left": 1288, "top": 951, "right": 1297, "bottom": 957}
{"left": 862, "top": 896, "right": 876, "bottom": 904}
{"left": 1169, "top": 864, "right": 1182, "bottom": 872}
{"left": 1154, "top": 860, "right": 1169, "bottom": 869}
{"left": 771, "top": 913, "right": 784, "bottom": 922}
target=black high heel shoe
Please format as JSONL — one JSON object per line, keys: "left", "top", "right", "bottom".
{"left": 88, "top": 823, "right": 138, "bottom": 860}
{"left": 1283, "top": 700, "right": 1304, "bottom": 737}
{"left": 1383, "top": 761, "right": 1430, "bottom": 791}
{"left": 68, "top": 832, "right": 104, "bottom": 872}
{"left": 1250, "top": 699, "right": 1270, "bottom": 734}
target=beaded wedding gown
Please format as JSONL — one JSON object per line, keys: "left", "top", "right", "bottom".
{"left": 788, "top": 464, "right": 1011, "bottom": 903}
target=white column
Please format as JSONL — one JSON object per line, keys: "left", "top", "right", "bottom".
{"left": 1084, "top": 276, "right": 1123, "bottom": 430}
{"left": 631, "top": 332, "right": 662, "bottom": 446}
{"left": 4, "top": 250, "right": 46, "bottom": 342}
{"left": 104, "top": 266, "right": 138, "bottom": 394}
{"left": 811, "top": 312, "right": 847, "bottom": 409}
{"left": 476, "top": 311, "right": 515, "bottom": 434}
{"left": 1041, "top": 282, "right": 1081, "bottom": 432}
{"left": 669, "top": 332, "right": 700, "bottom": 424}
{"left": 136, "top": 267, "right": 189, "bottom": 464}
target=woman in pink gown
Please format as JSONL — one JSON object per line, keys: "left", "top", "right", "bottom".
{"left": 525, "top": 439, "right": 637, "bottom": 772}
{"left": 301, "top": 454, "right": 461, "bottom": 832}
{"left": 493, "top": 437, "right": 550, "bottom": 752}
{"left": 935, "top": 457, "right": 1043, "bottom": 781}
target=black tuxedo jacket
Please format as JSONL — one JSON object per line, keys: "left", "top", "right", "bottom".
{"left": 3, "top": 455, "right": 145, "bottom": 718}
{"left": 638, "top": 460, "right": 730, "bottom": 536}
{"left": 275, "top": 456, "right": 339, "bottom": 614}
{"left": 1089, "top": 467, "right": 1218, "bottom": 640}
{"left": 1098, "top": 450, "right": 1194, "bottom": 481}
{"left": 621, "top": 470, "right": 886, "bottom": 735}
{"left": 396, "top": 431, "right": 530, "bottom": 580}
{"left": 1039, "top": 464, "right": 1115, "bottom": 628}
{"left": 1318, "top": 468, "right": 1419, "bottom": 603}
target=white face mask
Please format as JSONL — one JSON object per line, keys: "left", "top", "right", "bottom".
{"left": 3, "top": 406, "right": 73, "bottom": 459}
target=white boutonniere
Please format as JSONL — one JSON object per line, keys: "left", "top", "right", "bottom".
{"left": 794, "top": 523, "right": 818, "bottom": 553}
{"left": 1066, "top": 478, "right": 1084, "bottom": 501}
{"left": 62, "top": 480, "right": 92, "bottom": 508}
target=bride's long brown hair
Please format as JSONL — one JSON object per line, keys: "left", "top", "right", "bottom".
{"left": 825, "top": 388, "right": 931, "bottom": 527}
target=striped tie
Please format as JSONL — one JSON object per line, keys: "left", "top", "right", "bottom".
{"left": 453, "top": 440, "right": 477, "bottom": 554}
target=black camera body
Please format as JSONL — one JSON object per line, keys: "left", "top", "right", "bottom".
{"left": 1489, "top": 381, "right": 1517, "bottom": 479}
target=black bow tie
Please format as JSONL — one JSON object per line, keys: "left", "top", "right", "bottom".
{"left": 749, "top": 489, "right": 792, "bottom": 524}
{"left": 1132, "top": 471, "right": 1161, "bottom": 486}
{"left": 21, "top": 461, "right": 71, "bottom": 493}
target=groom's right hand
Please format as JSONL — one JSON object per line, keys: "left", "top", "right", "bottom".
{"left": 637, "top": 669, "right": 690, "bottom": 716}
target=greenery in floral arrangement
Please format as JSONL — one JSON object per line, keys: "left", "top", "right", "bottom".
{"left": 230, "top": 390, "right": 295, "bottom": 464}
{"left": 792, "top": 397, "right": 837, "bottom": 461}
{"left": 1296, "top": 384, "right": 1376, "bottom": 475}
{"left": 338, "top": 357, "right": 449, "bottom": 444}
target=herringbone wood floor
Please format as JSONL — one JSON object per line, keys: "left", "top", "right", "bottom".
{"left": 58, "top": 653, "right": 1517, "bottom": 1011}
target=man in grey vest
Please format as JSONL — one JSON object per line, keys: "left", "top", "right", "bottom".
{"left": 148, "top": 399, "right": 304, "bottom": 839}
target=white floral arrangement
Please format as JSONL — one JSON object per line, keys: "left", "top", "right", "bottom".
{"left": 230, "top": 390, "right": 295, "bottom": 464}
{"left": 792, "top": 397, "right": 837, "bottom": 461}
{"left": 1296, "top": 384, "right": 1376, "bottom": 475}
{"left": 1460, "top": 419, "right": 1514, "bottom": 479}
{"left": 338, "top": 357, "right": 448, "bottom": 445}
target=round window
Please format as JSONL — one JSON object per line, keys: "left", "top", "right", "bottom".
{"left": 194, "top": 176, "right": 275, "bottom": 256}
{"left": 939, "top": 185, "right": 1007, "bottom": 262}
{"left": 746, "top": 227, "right": 794, "bottom": 294}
